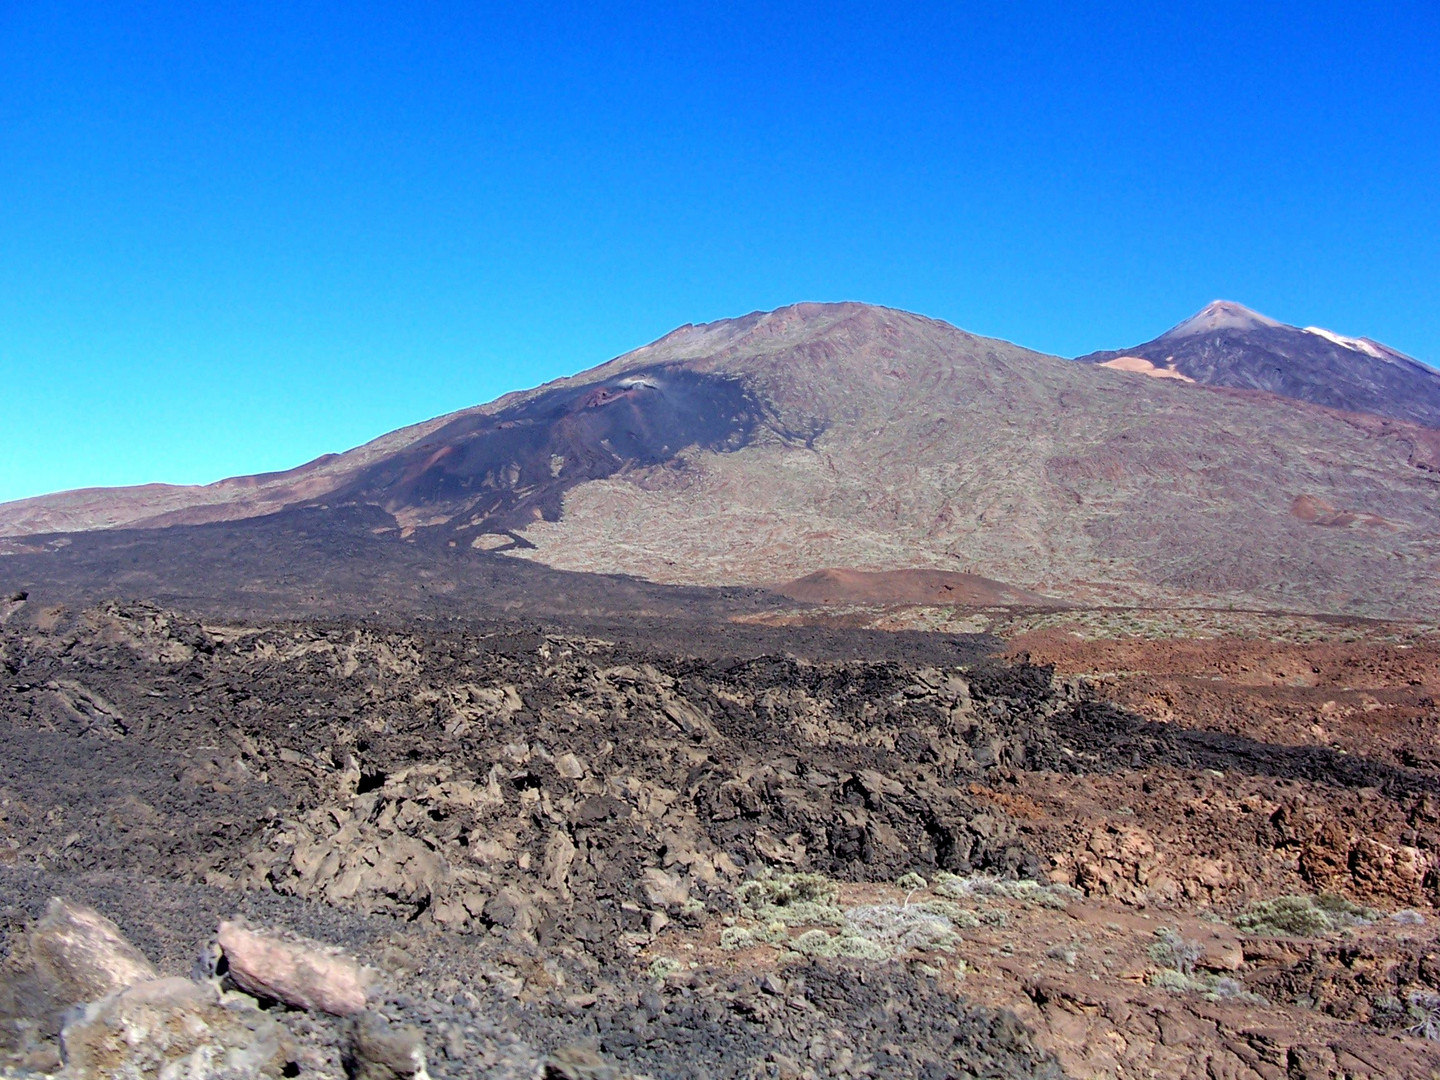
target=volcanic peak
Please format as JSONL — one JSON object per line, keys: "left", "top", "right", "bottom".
{"left": 1077, "top": 300, "right": 1440, "bottom": 428}
{"left": 1159, "top": 300, "right": 1282, "bottom": 339}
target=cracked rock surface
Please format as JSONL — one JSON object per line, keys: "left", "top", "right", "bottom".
{"left": 0, "top": 598, "right": 1438, "bottom": 1077}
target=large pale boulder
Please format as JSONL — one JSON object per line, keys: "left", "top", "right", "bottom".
{"left": 217, "top": 920, "right": 369, "bottom": 1016}
{"left": 0, "top": 899, "right": 158, "bottom": 1062}
{"left": 27, "top": 898, "right": 158, "bottom": 1006}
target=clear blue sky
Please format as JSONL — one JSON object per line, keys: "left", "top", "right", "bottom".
{"left": 3, "top": 1, "right": 1437, "bottom": 503}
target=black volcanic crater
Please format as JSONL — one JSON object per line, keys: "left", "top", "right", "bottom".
{"left": 324, "top": 365, "right": 770, "bottom": 539}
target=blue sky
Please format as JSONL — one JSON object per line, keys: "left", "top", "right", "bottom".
{"left": 2, "top": 1, "right": 1437, "bottom": 503}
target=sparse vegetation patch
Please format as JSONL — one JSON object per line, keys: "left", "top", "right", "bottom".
{"left": 1234, "top": 894, "right": 1376, "bottom": 937}
{"left": 735, "top": 872, "right": 845, "bottom": 927}
{"left": 934, "top": 873, "right": 1081, "bottom": 910}
{"left": 1147, "top": 928, "right": 1266, "bottom": 1004}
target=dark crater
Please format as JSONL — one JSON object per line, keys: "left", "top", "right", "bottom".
{"left": 326, "top": 365, "right": 779, "bottom": 537}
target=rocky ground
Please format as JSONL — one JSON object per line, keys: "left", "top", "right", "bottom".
{"left": 1, "top": 595, "right": 1439, "bottom": 1077}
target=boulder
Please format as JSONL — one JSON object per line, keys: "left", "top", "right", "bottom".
{"left": 27, "top": 899, "right": 157, "bottom": 1006}
{"left": 348, "top": 1010, "right": 430, "bottom": 1080}
{"left": 544, "top": 1044, "right": 625, "bottom": 1079}
{"left": 0, "top": 899, "right": 157, "bottom": 1058}
{"left": 217, "top": 920, "right": 368, "bottom": 1016}
{"left": 60, "top": 976, "right": 286, "bottom": 1079}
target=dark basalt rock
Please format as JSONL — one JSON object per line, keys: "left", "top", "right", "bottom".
{"left": 324, "top": 365, "right": 777, "bottom": 540}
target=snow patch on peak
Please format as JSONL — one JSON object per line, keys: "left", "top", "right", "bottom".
{"left": 1304, "top": 326, "right": 1389, "bottom": 361}
{"left": 1159, "top": 300, "right": 1281, "bottom": 339}
{"left": 1301, "top": 326, "right": 1439, "bottom": 377}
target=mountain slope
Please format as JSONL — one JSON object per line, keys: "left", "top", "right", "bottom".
{"left": 4, "top": 302, "right": 1440, "bottom": 618}
{"left": 1076, "top": 300, "right": 1440, "bottom": 428}
{"left": 496, "top": 304, "right": 1440, "bottom": 616}
{"left": 0, "top": 411, "right": 464, "bottom": 536}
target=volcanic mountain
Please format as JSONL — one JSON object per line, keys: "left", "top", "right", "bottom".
{"left": 7, "top": 304, "right": 1440, "bottom": 1080}
{"left": 1076, "top": 300, "right": 1440, "bottom": 428}
{"left": 3, "top": 302, "right": 1440, "bottom": 618}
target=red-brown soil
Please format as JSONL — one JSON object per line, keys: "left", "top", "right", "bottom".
{"left": 1005, "top": 630, "right": 1440, "bottom": 772}
{"left": 777, "top": 567, "right": 1062, "bottom": 608}
{"left": 655, "top": 876, "right": 1440, "bottom": 1079}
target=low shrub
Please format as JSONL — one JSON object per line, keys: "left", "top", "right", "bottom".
{"left": 719, "top": 926, "right": 754, "bottom": 950}
{"left": 789, "top": 928, "right": 888, "bottom": 961}
{"left": 1203, "top": 976, "right": 1266, "bottom": 1005}
{"left": 1149, "top": 968, "right": 1206, "bottom": 994}
{"left": 1148, "top": 927, "right": 1202, "bottom": 976}
{"left": 1045, "top": 944, "right": 1079, "bottom": 966}
{"left": 1146, "top": 929, "right": 1265, "bottom": 1004}
{"left": 933, "top": 872, "right": 1080, "bottom": 909}
{"left": 1407, "top": 990, "right": 1440, "bottom": 1041}
{"left": 1234, "top": 893, "right": 1375, "bottom": 937}
{"left": 735, "top": 872, "right": 844, "bottom": 926}
{"left": 845, "top": 904, "right": 961, "bottom": 954}
{"left": 915, "top": 899, "right": 980, "bottom": 927}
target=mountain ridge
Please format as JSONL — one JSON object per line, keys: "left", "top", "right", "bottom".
{"left": 4, "top": 301, "right": 1440, "bottom": 619}
{"left": 1077, "top": 300, "right": 1440, "bottom": 427}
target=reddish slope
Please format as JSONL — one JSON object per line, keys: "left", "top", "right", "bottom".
{"left": 777, "top": 568, "right": 1062, "bottom": 608}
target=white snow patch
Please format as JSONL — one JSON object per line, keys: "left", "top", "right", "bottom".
{"left": 1303, "top": 326, "right": 1389, "bottom": 360}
